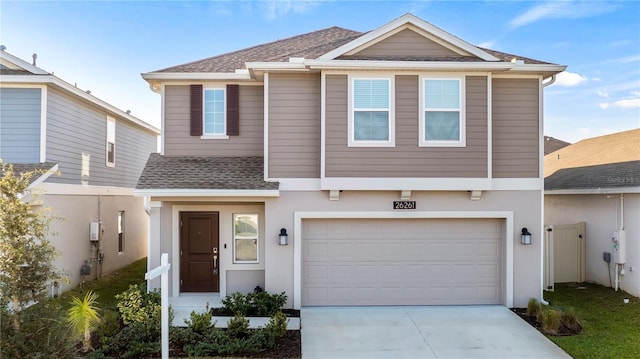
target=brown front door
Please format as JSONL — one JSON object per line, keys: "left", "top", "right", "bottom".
{"left": 180, "top": 212, "right": 219, "bottom": 292}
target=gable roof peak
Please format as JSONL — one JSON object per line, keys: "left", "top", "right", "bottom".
{"left": 319, "top": 12, "right": 500, "bottom": 62}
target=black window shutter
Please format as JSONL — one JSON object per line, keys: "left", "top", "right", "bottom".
{"left": 190, "top": 84, "right": 203, "bottom": 136}
{"left": 227, "top": 84, "right": 239, "bottom": 136}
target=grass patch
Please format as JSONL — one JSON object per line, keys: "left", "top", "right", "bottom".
{"left": 51, "top": 257, "right": 146, "bottom": 310}
{"left": 545, "top": 283, "right": 640, "bottom": 358}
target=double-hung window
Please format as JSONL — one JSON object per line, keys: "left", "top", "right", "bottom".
{"left": 349, "top": 77, "right": 395, "bottom": 147}
{"left": 203, "top": 88, "right": 226, "bottom": 137}
{"left": 420, "top": 77, "right": 465, "bottom": 147}
{"left": 106, "top": 116, "right": 116, "bottom": 167}
{"left": 233, "top": 214, "right": 259, "bottom": 263}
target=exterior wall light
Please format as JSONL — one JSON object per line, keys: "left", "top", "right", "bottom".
{"left": 521, "top": 227, "right": 532, "bottom": 245}
{"left": 279, "top": 228, "right": 288, "bottom": 246}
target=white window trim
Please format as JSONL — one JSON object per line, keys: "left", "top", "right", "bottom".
{"left": 203, "top": 87, "right": 227, "bottom": 137}
{"left": 419, "top": 76, "right": 466, "bottom": 147}
{"left": 348, "top": 75, "right": 395, "bottom": 147}
{"left": 106, "top": 116, "right": 116, "bottom": 167}
{"left": 233, "top": 213, "right": 259, "bottom": 264}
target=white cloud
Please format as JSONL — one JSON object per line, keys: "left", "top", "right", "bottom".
{"left": 510, "top": 1, "right": 620, "bottom": 29}
{"left": 262, "top": 0, "right": 326, "bottom": 20}
{"left": 554, "top": 71, "right": 588, "bottom": 87}
{"left": 599, "top": 102, "right": 610, "bottom": 109}
{"left": 597, "top": 90, "right": 609, "bottom": 98}
{"left": 614, "top": 98, "right": 640, "bottom": 109}
{"left": 477, "top": 40, "right": 496, "bottom": 49}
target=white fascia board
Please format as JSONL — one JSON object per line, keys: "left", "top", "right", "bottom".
{"left": 317, "top": 13, "right": 499, "bottom": 62}
{"left": 321, "top": 177, "right": 543, "bottom": 191}
{"left": 545, "top": 187, "right": 640, "bottom": 195}
{"left": 141, "top": 72, "right": 252, "bottom": 81}
{"left": 26, "top": 164, "right": 58, "bottom": 191}
{"left": 510, "top": 64, "right": 567, "bottom": 74}
{"left": 321, "top": 178, "right": 493, "bottom": 191}
{"left": 133, "top": 189, "right": 280, "bottom": 197}
{"left": 1, "top": 75, "right": 160, "bottom": 134}
{"left": 0, "top": 51, "right": 50, "bottom": 74}
{"left": 38, "top": 182, "right": 135, "bottom": 196}
{"left": 305, "top": 59, "right": 513, "bottom": 71}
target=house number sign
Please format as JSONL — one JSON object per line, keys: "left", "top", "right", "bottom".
{"left": 393, "top": 201, "right": 416, "bottom": 209}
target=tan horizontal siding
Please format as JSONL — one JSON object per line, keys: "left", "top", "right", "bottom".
{"left": 350, "top": 28, "right": 462, "bottom": 58}
{"left": 163, "top": 85, "right": 263, "bottom": 156}
{"left": 492, "top": 78, "right": 540, "bottom": 178}
{"left": 325, "top": 75, "right": 488, "bottom": 178}
{"left": 268, "top": 73, "right": 321, "bottom": 178}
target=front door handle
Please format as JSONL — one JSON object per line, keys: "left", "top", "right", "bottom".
{"left": 212, "top": 247, "right": 219, "bottom": 275}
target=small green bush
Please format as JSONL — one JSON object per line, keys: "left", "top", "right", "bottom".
{"left": 226, "top": 314, "right": 250, "bottom": 338}
{"left": 115, "top": 284, "right": 160, "bottom": 325}
{"left": 221, "top": 291, "right": 251, "bottom": 316}
{"left": 103, "top": 320, "right": 160, "bottom": 357}
{"left": 96, "top": 308, "right": 121, "bottom": 338}
{"left": 265, "top": 311, "right": 288, "bottom": 338}
{"left": 220, "top": 290, "right": 287, "bottom": 316}
{"left": 541, "top": 307, "right": 562, "bottom": 334}
{"left": 527, "top": 298, "right": 541, "bottom": 317}
{"left": 561, "top": 307, "right": 582, "bottom": 332}
{"left": 185, "top": 309, "right": 216, "bottom": 334}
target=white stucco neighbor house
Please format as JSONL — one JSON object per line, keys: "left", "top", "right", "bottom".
{"left": 136, "top": 13, "right": 566, "bottom": 309}
{"left": 545, "top": 129, "right": 640, "bottom": 297}
{"left": 0, "top": 49, "right": 160, "bottom": 291}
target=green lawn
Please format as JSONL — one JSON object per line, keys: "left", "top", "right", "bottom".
{"left": 52, "top": 257, "right": 147, "bottom": 309}
{"left": 544, "top": 283, "right": 640, "bottom": 359}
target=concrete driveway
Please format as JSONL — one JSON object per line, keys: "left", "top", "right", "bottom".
{"left": 301, "top": 306, "right": 571, "bottom": 359}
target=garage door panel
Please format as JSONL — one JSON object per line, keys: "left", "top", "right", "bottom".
{"left": 302, "top": 218, "right": 504, "bottom": 306}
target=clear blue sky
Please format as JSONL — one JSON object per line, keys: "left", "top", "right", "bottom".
{"left": 2, "top": 0, "right": 638, "bottom": 143}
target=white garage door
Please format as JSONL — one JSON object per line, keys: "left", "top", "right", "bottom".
{"left": 302, "top": 218, "right": 503, "bottom": 306}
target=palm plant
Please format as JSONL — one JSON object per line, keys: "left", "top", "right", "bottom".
{"left": 67, "top": 290, "right": 101, "bottom": 351}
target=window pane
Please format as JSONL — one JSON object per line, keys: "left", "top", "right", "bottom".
{"left": 235, "top": 215, "right": 258, "bottom": 237}
{"left": 354, "top": 79, "right": 389, "bottom": 108}
{"left": 425, "top": 79, "right": 459, "bottom": 109}
{"left": 354, "top": 111, "right": 389, "bottom": 140}
{"left": 235, "top": 238, "right": 257, "bottom": 261}
{"left": 204, "top": 89, "right": 225, "bottom": 135}
{"left": 425, "top": 111, "right": 460, "bottom": 141}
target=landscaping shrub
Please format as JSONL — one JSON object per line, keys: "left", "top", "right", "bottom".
{"left": 541, "top": 307, "right": 562, "bottom": 334}
{"left": 67, "top": 290, "right": 101, "bottom": 351}
{"left": 561, "top": 307, "right": 582, "bottom": 332}
{"left": 226, "top": 314, "right": 250, "bottom": 338}
{"left": 219, "top": 290, "right": 287, "bottom": 316}
{"left": 185, "top": 309, "right": 216, "bottom": 334}
{"left": 95, "top": 307, "right": 121, "bottom": 339}
{"left": 266, "top": 310, "right": 288, "bottom": 338}
{"left": 103, "top": 319, "right": 160, "bottom": 358}
{"left": 115, "top": 284, "right": 163, "bottom": 325}
{"left": 0, "top": 300, "right": 76, "bottom": 358}
{"left": 527, "top": 297, "right": 541, "bottom": 317}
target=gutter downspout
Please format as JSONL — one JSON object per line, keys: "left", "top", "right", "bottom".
{"left": 543, "top": 74, "right": 556, "bottom": 88}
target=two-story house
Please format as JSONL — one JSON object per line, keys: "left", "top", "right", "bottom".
{"left": 137, "top": 14, "right": 565, "bottom": 309}
{"left": 0, "top": 49, "right": 160, "bottom": 291}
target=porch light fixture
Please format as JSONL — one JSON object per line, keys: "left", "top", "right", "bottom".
{"left": 278, "top": 228, "right": 288, "bottom": 246}
{"left": 521, "top": 228, "right": 532, "bottom": 245}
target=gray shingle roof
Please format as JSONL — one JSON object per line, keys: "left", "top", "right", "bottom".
{"left": 153, "top": 25, "right": 552, "bottom": 74}
{"left": 156, "top": 27, "right": 363, "bottom": 73}
{"left": 545, "top": 160, "right": 640, "bottom": 190}
{"left": 1, "top": 162, "right": 58, "bottom": 185}
{"left": 136, "top": 154, "right": 278, "bottom": 191}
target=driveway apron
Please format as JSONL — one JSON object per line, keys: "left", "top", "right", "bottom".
{"left": 301, "top": 306, "right": 572, "bottom": 359}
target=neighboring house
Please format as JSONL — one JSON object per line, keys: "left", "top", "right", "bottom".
{"left": 137, "top": 13, "right": 565, "bottom": 309}
{"left": 545, "top": 129, "right": 640, "bottom": 297}
{"left": 0, "top": 49, "right": 160, "bottom": 291}
{"left": 544, "top": 136, "right": 570, "bottom": 155}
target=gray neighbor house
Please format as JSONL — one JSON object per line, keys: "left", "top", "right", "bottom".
{"left": 0, "top": 49, "right": 160, "bottom": 291}
{"left": 136, "top": 13, "right": 566, "bottom": 309}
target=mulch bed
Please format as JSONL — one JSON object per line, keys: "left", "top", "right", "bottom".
{"left": 511, "top": 308, "right": 582, "bottom": 336}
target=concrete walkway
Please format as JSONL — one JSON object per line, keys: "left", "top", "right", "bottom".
{"left": 301, "top": 306, "right": 571, "bottom": 359}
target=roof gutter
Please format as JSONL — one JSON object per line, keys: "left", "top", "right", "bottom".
{"left": 545, "top": 187, "right": 640, "bottom": 195}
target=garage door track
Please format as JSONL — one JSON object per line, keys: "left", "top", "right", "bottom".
{"left": 301, "top": 306, "right": 571, "bottom": 358}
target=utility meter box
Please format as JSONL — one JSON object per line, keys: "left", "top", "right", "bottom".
{"left": 613, "top": 230, "right": 626, "bottom": 264}
{"left": 90, "top": 222, "right": 101, "bottom": 242}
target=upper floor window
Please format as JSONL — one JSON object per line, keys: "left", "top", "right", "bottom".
{"left": 203, "top": 88, "right": 226, "bottom": 136}
{"left": 348, "top": 77, "right": 395, "bottom": 147}
{"left": 420, "top": 77, "right": 465, "bottom": 147}
{"left": 106, "top": 116, "right": 116, "bottom": 167}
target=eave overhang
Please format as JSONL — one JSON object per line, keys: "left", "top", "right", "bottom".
{"left": 134, "top": 189, "right": 280, "bottom": 197}
{"left": 0, "top": 75, "right": 160, "bottom": 134}
{"left": 545, "top": 187, "right": 640, "bottom": 195}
